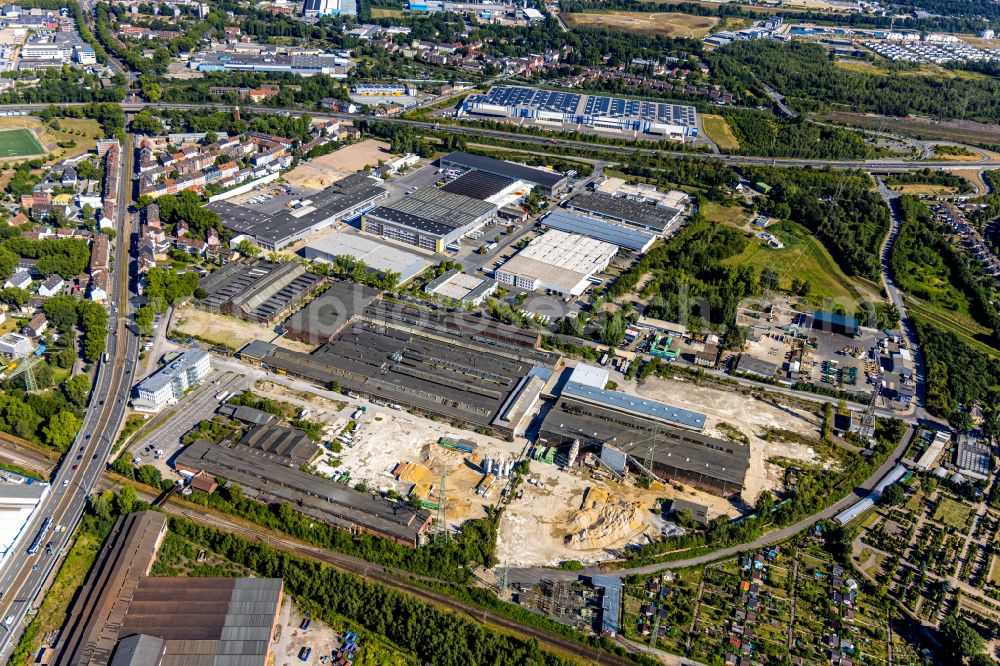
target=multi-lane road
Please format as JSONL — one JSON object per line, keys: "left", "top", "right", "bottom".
{"left": 0, "top": 137, "right": 139, "bottom": 657}
{"left": 0, "top": 102, "right": 998, "bottom": 172}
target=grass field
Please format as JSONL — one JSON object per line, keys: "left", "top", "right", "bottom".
{"left": 889, "top": 183, "right": 958, "bottom": 195}
{"left": 814, "top": 111, "right": 1000, "bottom": 147}
{"left": 370, "top": 6, "right": 403, "bottom": 17}
{"left": 990, "top": 555, "right": 1000, "bottom": 586}
{"left": 700, "top": 200, "right": 745, "bottom": 225}
{"left": 906, "top": 297, "right": 1000, "bottom": 359}
{"left": 932, "top": 497, "right": 972, "bottom": 530}
{"left": 0, "top": 128, "right": 43, "bottom": 158}
{"left": 0, "top": 116, "right": 102, "bottom": 164}
{"left": 723, "top": 220, "right": 869, "bottom": 304}
{"left": 563, "top": 11, "right": 718, "bottom": 38}
{"left": 701, "top": 114, "right": 740, "bottom": 150}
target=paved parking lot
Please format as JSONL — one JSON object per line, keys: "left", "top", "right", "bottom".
{"left": 128, "top": 368, "right": 255, "bottom": 476}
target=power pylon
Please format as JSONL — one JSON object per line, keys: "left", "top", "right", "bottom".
{"left": 436, "top": 465, "right": 448, "bottom": 541}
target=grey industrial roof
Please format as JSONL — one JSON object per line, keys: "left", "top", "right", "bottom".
{"left": 540, "top": 209, "right": 656, "bottom": 252}
{"left": 736, "top": 355, "right": 778, "bottom": 378}
{"left": 210, "top": 173, "right": 386, "bottom": 246}
{"left": 283, "top": 281, "right": 380, "bottom": 342}
{"left": 440, "top": 151, "right": 566, "bottom": 190}
{"left": 590, "top": 576, "right": 622, "bottom": 635}
{"left": 668, "top": 498, "right": 709, "bottom": 524}
{"left": 217, "top": 404, "right": 279, "bottom": 426}
{"left": 108, "top": 634, "right": 165, "bottom": 666}
{"left": 238, "top": 339, "right": 277, "bottom": 360}
{"left": 440, "top": 170, "right": 516, "bottom": 200}
{"left": 366, "top": 187, "right": 496, "bottom": 237}
{"left": 176, "top": 439, "right": 430, "bottom": 544}
{"left": 238, "top": 424, "right": 318, "bottom": 466}
{"left": 199, "top": 261, "right": 324, "bottom": 323}
{"left": 564, "top": 192, "right": 681, "bottom": 233}
{"left": 561, "top": 381, "right": 706, "bottom": 431}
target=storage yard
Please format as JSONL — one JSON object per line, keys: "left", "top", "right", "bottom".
{"left": 632, "top": 375, "right": 825, "bottom": 503}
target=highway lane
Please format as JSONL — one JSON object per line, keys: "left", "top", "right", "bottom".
{"left": 0, "top": 137, "right": 139, "bottom": 657}
{"left": 0, "top": 102, "right": 998, "bottom": 171}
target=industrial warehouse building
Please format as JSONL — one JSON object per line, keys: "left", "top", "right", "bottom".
{"left": 459, "top": 86, "right": 698, "bottom": 141}
{"left": 440, "top": 169, "right": 531, "bottom": 208}
{"left": 301, "top": 230, "right": 430, "bottom": 284}
{"left": 809, "top": 310, "right": 861, "bottom": 338}
{"left": 439, "top": 151, "right": 569, "bottom": 196}
{"left": 424, "top": 269, "right": 497, "bottom": 305}
{"left": 565, "top": 192, "right": 684, "bottom": 234}
{"left": 361, "top": 187, "right": 497, "bottom": 252}
{"left": 243, "top": 301, "right": 558, "bottom": 436}
{"left": 176, "top": 438, "right": 432, "bottom": 546}
{"left": 539, "top": 365, "right": 748, "bottom": 494}
{"left": 283, "top": 281, "right": 381, "bottom": 345}
{"left": 198, "top": 260, "right": 326, "bottom": 324}
{"left": 210, "top": 173, "right": 388, "bottom": 250}
{"left": 539, "top": 209, "right": 657, "bottom": 253}
{"left": 495, "top": 229, "right": 617, "bottom": 298}
{"left": 54, "top": 511, "right": 284, "bottom": 666}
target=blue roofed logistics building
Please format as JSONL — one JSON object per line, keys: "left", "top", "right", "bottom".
{"left": 539, "top": 364, "right": 748, "bottom": 494}
{"left": 810, "top": 310, "right": 860, "bottom": 338}
{"left": 539, "top": 209, "right": 657, "bottom": 253}
{"left": 459, "top": 86, "right": 698, "bottom": 141}
{"left": 590, "top": 575, "right": 623, "bottom": 636}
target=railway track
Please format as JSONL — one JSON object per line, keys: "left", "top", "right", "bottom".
{"left": 106, "top": 479, "right": 639, "bottom": 666}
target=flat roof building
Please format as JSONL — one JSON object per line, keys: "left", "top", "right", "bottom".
{"left": 132, "top": 348, "right": 211, "bottom": 412}
{"left": 361, "top": 187, "right": 497, "bottom": 253}
{"left": 564, "top": 192, "right": 683, "bottom": 234}
{"left": 176, "top": 438, "right": 432, "bottom": 546}
{"left": 0, "top": 480, "right": 49, "bottom": 567}
{"left": 424, "top": 269, "right": 498, "bottom": 305}
{"left": 439, "top": 151, "right": 568, "bottom": 196}
{"left": 810, "top": 310, "right": 860, "bottom": 338}
{"left": 301, "top": 230, "right": 430, "bottom": 284}
{"left": 495, "top": 229, "right": 617, "bottom": 298}
{"left": 238, "top": 423, "right": 319, "bottom": 467}
{"left": 460, "top": 86, "right": 698, "bottom": 141}
{"left": 539, "top": 209, "right": 657, "bottom": 253}
{"left": 210, "top": 173, "right": 388, "bottom": 250}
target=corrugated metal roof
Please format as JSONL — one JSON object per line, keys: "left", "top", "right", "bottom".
{"left": 561, "top": 381, "right": 706, "bottom": 431}
{"left": 541, "top": 209, "right": 656, "bottom": 252}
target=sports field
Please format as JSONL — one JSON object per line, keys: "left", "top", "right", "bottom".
{"left": 0, "top": 128, "right": 43, "bottom": 158}
{"left": 563, "top": 11, "right": 718, "bottom": 38}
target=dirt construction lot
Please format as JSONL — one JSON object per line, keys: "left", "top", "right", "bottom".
{"left": 632, "top": 375, "right": 823, "bottom": 504}
{"left": 284, "top": 139, "right": 396, "bottom": 189}
{"left": 305, "top": 406, "right": 524, "bottom": 525}
{"left": 563, "top": 11, "right": 718, "bottom": 38}
{"left": 497, "top": 464, "right": 738, "bottom": 567}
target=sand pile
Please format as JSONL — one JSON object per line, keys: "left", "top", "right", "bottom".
{"left": 564, "top": 487, "right": 650, "bottom": 550}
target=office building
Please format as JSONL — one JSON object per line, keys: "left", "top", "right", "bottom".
{"left": 132, "top": 348, "right": 211, "bottom": 412}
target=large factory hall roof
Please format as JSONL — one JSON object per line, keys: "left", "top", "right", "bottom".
{"left": 562, "top": 380, "right": 706, "bottom": 431}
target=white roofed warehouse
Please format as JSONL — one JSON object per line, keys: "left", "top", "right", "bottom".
{"left": 495, "top": 230, "right": 617, "bottom": 298}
